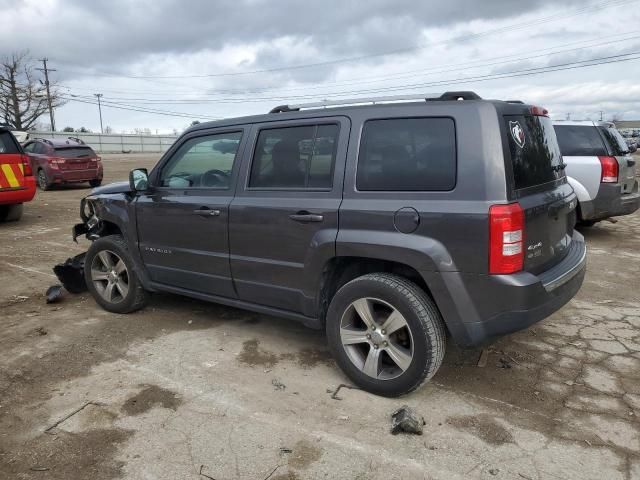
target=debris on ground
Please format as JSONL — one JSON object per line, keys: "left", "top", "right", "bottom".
{"left": 477, "top": 349, "right": 489, "bottom": 367}
{"left": 53, "top": 252, "right": 87, "bottom": 294}
{"left": 279, "top": 447, "right": 292, "bottom": 454}
{"left": 8, "top": 295, "right": 29, "bottom": 305}
{"left": 271, "top": 378, "right": 286, "bottom": 391}
{"left": 496, "top": 357, "right": 513, "bottom": 369}
{"left": 329, "top": 383, "right": 360, "bottom": 400}
{"left": 45, "top": 284, "right": 64, "bottom": 304}
{"left": 390, "top": 405, "right": 425, "bottom": 435}
{"left": 489, "top": 468, "right": 500, "bottom": 475}
{"left": 33, "top": 327, "right": 47, "bottom": 336}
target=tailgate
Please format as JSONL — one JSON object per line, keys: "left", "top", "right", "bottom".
{"left": 503, "top": 113, "right": 575, "bottom": 273}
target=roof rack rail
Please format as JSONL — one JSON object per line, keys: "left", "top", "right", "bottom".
{"left": 66, "top": 136, "right": 85, "bottom": 144}
{"left": 269, "top": 91, "right": 481, "bottom": 113}
{"left": 506, "top": 100, "right": 524, "bottom": 104}
{"left": 33, "top": 137, "right": 54, "bottom": 145}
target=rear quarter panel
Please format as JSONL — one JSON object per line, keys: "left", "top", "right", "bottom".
{"left": 563, "top": 155, "right": 601, "bottom": 201}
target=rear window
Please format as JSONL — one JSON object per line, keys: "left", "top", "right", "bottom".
{"left": 356, "top": 117, "right": 456, "bottom": 191}
{"left": 598, "top": 126, "right": 628, "bottom": 156}
{"left": 505, "top": 115, "right": 563, "bottom": 190}
{"left": 54, "top": 147, "right": 95, "bottom": 158}
{"left": 554, "top": 125, "right": 607, "bottom": 157}
{"left": 0, "top": 132, "right": 20, "bottom": 154}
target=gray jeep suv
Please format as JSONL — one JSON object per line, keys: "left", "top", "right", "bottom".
{"left": 74, "top": 92, "right": 586, "bottom": 396}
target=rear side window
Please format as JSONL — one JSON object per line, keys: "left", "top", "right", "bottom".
{"left": 54, "top": 147, "right": 95, "bottom": 158}
{"left": 0, "top": 132, "right": 20, "bottom": 154}
{"left": 505, "top": 115, "right": 563, "bottom": 190}
{"left": 249, "top": 124, "right": 339, "bottom": 189}
{"left": 598, "top": 126, "right": 628, "bottom": 156}
{"left": 356, "top": 118, "right": 456, "bottom": 191}
{"left": 554, "top": 125, "right": 607, "bottom": 156}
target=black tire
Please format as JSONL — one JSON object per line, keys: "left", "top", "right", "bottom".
{"left": 37, "top": 169, "right": 52, "bottom": 190}
{"left": 0, "top": 203, "right": 24, "bottom": 222}
{"left": 89, "top": 179, "right": 102, "bottom": 188}
{"left": 84, "top": 235, "right": 148, "bottom": 314}
{"left": 326, "top": 273, "right": 446, "bottom": 397}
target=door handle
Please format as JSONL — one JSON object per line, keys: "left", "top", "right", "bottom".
{"left": 193, "top": 208, "right": 220, "bottom": 217}
{"left": 289, "top": 212, "right": 324, "bottom": 223}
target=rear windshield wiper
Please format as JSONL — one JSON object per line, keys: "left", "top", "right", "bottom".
{"left": 551, "top": 163, "right": 567, "bottom": 172}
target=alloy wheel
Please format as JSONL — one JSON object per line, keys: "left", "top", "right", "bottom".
{"left": 339, "top": 297, "right": 414, "bottom": 380}
{"left": 90, "top": 250, "right": 129, "bottom": 304}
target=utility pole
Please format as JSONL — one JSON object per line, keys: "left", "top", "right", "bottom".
{"left": 599, "top": 111, "right": 604, "bottom": 121}
{"left": 94, "top": 93, "right": 104, "bottom": 133}
{"left": 566, "top": 113, "right": 571, "bottom": 120}
{"left": 36, "top": 58, "right": 56, "bottom": 131}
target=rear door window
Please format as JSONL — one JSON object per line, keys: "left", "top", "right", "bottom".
{"left": 356, "top": 117, "right": 456, "bottom": 191}
{"left": 54, "top": 147, "right": 95, "bottom": 158}
{"left": 504, "top": 115, "right": 563, "bottom": 190}
{"left": 553, "top": 125, "right": 607, "bottom": 156}
{"left": 598, "top": 126, "right": 628, "bottom": 156}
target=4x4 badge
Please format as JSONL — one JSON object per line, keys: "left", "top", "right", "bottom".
{"left": 509, "top": 121, "right": 526, "bottom": 149}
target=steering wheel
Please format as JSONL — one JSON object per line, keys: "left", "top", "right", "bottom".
{"left": 201, "top": 169, "right": 229, "bottom": 188}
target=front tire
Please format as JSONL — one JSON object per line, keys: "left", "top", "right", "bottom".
{"left": 85, "top": 235, "right": 148, "bottom": 314}
{"left": 89, "top": 179, "right": 102, "bottom": 188}
{"left": 0, "top": 203, "right": 24, "bottom": 222}
{"left": 326, "top": 273, "right": 446, "bottom": 397}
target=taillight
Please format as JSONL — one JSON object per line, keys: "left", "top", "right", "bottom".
{"left": 598, "top": 156, "right": 618, "bottom": 183}
{"left": 21, "top": 154, "right": 32, "bottom": 176}
{"left": 530, "top": 105, "right": 549, "bottom": 117}
{"left": 489, "top": 203, "right": 524, "bottom": 274}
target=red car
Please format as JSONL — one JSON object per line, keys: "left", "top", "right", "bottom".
{"left": 23, "top": 137, "right": 103, "bottom": 190}
{"left": 0, "top": 126, "right": 36, "bottom": 221}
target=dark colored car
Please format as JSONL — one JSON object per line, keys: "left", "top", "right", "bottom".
{"left": 23, "top": 137, "right": 103, "bottom": 190}
{"left": 72, "top": 92, "right": 586, "bottom": 396}
{"left": 0, "top": 127, "right": 36, "bottom": 221}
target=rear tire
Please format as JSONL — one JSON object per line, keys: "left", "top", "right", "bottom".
{"left": 89, "top": 179, "right": 102, "bottom": 188}
{"left": 0, "top": 203, "right": 24, "bottom": 222}
{"left": 326, "top": 273, "right": 446, "bottom": 397}
{"left": 85, "top": 235, "right": 148, "bottom": 314}
{"left": 37, "top": 169, "right": 52, "bottom": 190}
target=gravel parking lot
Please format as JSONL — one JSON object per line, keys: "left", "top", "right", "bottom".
{"left": 1, "top": 153, "right": 639, "bottom": 480}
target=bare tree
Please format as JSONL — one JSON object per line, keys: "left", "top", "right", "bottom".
{"left": 0, "top": 51, "right": 65, "bottom": 130}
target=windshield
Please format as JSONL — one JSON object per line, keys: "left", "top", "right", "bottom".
{"left": 504, "top": 115, "right": 564, "bottom": 190}
{"left": 554, "top": 125, "right": 607, "bottom": 157}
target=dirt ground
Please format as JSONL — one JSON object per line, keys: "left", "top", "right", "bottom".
{"left": 1, "top": 153, "right": 639, "bottom": 480}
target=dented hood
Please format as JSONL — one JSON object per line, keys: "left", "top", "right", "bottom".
{"left": 90, "top": 181, "right": 131, "bottom": 195}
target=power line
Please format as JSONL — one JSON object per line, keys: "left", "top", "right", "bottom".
{"left": 63, "top": 33, "right": 640, "bottom": 104}
{"left": 63, "top": 50, "right": 640, "bottom": 108}
{"left": 54, "top": 0, "right": 639, "bottom": 80}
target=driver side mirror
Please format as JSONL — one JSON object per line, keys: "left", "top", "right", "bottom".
{"left": 129, "top": 168, "right": 149, "bottom": 191}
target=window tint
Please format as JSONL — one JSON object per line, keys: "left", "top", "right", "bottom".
{"left": 505, "top": 115, "right": 563, "bottom": 190}
{"left": 356, "top": 118, "right": 456, "bottom": 191}
{"left": 249, "top": 124, "right": 339, "bottom": 189}
{"left": 160, "top": 131, "right": 242, "bottom": 189}
{"left": 0, "top": 132, "right": 19, "bottom": 154}
{"left": 553, "top": 125, "right": 607, "bottom": 157}
{"left": 23, "top": 142, "right": 35, "bottom": 153}
{"left": 598, "top": 126, "right": 629, "bottom": 156}
{"left": 34, "top": 143, "right": 47, "bottom": 154}
{"left": 54, "top": 147, "right": 95, "bottom": 158}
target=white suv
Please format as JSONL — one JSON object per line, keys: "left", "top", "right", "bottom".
{"left": 553, "top": 120, "right": 639, "bottom": 226}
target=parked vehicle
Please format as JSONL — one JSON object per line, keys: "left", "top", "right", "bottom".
{"left": 553, "top": 121, "right": 639, "bottom": 226}
{"left": 23, "top": 137, "right": 103, "bottom": 190}
{"left": 0, "top": 126, "right": 36, "bottom": 221}
{"left": 73, "top": 92, "right": 586, "bottom": 396}
{"left": 625, "top": 138, "right": 638, "bottom": 153}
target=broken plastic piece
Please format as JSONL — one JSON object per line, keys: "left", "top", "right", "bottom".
{"left": 390, "top": 405, "right": 425, "bottom": 435}
{"left": 53, "top": 252, "right": 87, "bottom": 293}
{"left": 45, "top": 285, "right": 64, "bottom": 304}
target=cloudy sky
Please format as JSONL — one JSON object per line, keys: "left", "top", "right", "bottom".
{"left": 1, "top": 0, "right": 639, "bottom": 133}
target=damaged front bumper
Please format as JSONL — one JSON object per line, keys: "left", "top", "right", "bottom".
{"left": 72, "top": 197, "right": 102, "bottom": 242}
